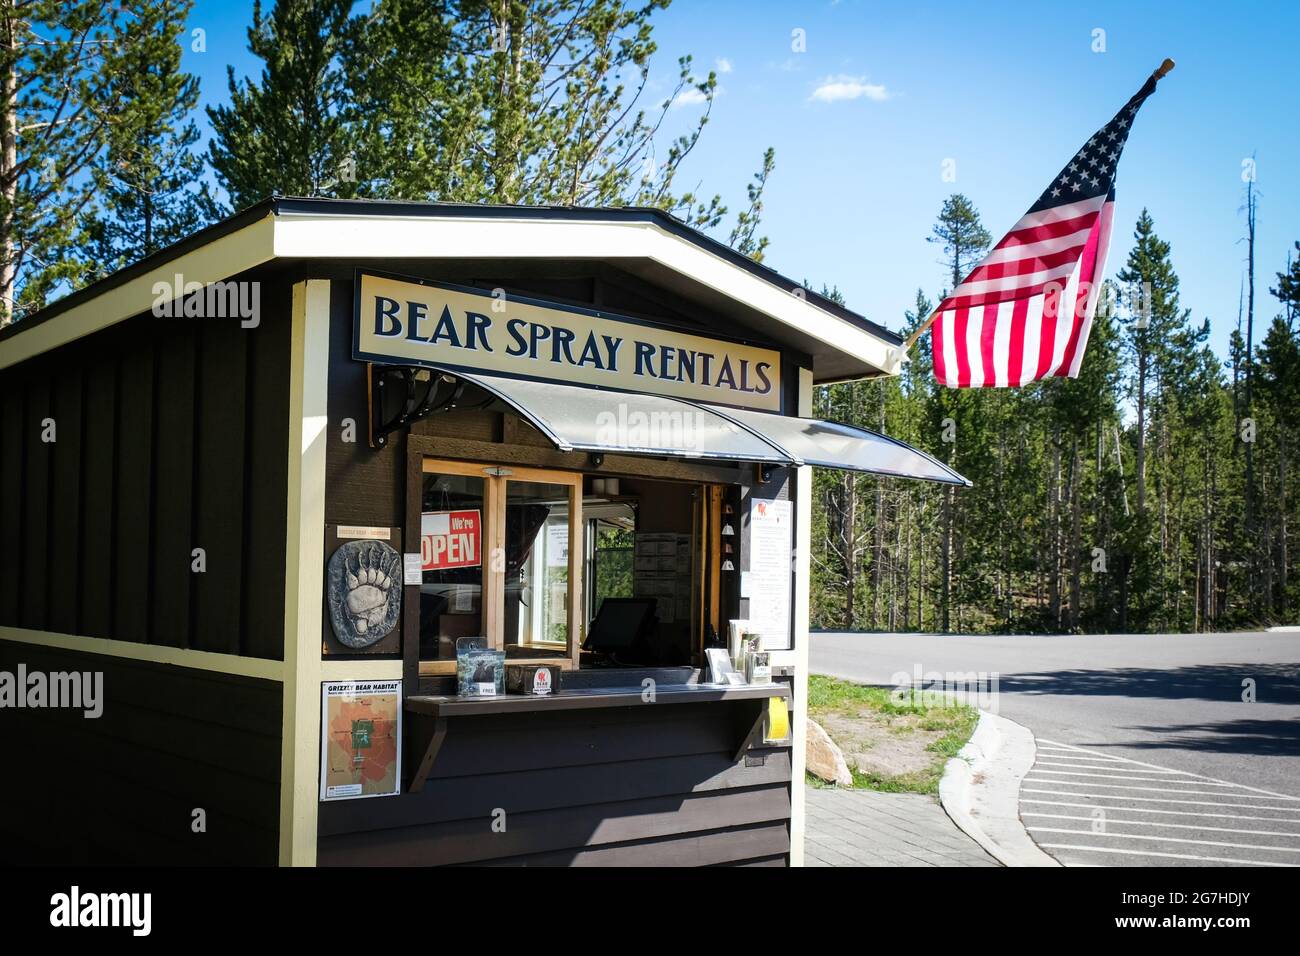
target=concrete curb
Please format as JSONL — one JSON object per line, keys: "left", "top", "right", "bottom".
{"left": 939, "top": 709, "right": 1060, "bottom": 867}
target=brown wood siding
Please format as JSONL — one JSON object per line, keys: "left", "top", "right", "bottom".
{"left": 0, "top": 278, "right": 291, "bottom": 658}
{"left": 0, "top": 641, "right": 281, "bottom": 864}
{"left": 318, "top": 701, "right": 791, "bottom": 866}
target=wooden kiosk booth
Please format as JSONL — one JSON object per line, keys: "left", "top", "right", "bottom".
{"left": 0, "top": 198, "right": 966, "bottom": 866}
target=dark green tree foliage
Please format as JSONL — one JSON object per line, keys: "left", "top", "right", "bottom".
{"left": 207, "top": 0, "right": 359, "bottom": 209}
{"left": 0, "top": 0, "right": 180, "bottom": 322}
{"left": 79, "top": 0, "right": 217, "bottom": 278}
{"left": 811, "top": 196, "right": 1300, "bottom": 634}
{"left": 208, "top": 0, "right": 772, "bottom": 245}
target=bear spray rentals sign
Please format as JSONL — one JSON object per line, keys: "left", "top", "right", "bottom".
{"left": 354, "top": 272, "right": 782, "bottom": 411}
{"left": 421, "top": 510, "right": 482, "bottom": 570}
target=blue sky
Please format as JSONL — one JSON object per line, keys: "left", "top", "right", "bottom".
{"left": 181, "top": 0, "right": 1300, "bottom": 360}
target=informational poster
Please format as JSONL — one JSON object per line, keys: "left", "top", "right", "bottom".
{"left": 421, "top": 509, "right": 481, "bottom": 570}
{"left": 320, "top": 681, "right": 402, "bottom": 801}
{"left": 748, "top": 498, "right": 793, "bottom": 650}
{"left": 546, "top": 521, "right": 569, "bottom": 567}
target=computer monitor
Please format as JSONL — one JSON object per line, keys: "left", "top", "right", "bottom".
{"left": 584, "top": 598, "right": 658, "bottom": 654}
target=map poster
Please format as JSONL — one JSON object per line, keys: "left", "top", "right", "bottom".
{"left": 320, "top": 680, "right": 402, "bottom": 801}
{"left": 748, "top": 498, "right": 793, "bottom": 650}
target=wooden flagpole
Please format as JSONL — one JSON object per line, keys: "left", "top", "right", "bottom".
{"left": 890, "top": 57, "right": 1176, "bottom": 368}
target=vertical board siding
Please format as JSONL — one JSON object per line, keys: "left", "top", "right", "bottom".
{"left": 20, "top": 377, "right": 51, "bottom": 628}
{"left": 48, "top": 366, "right": 84, "bottom": 636}
{"left": 191, "top": 317, "right": 248, "bottom": 655}
{"left": 151, "top": 323, "right": 197, "bottom": 648}
{"left": 79, "top": 360, "right": 118, "bottom": 639}
{"left": 113, "top": 341, "right": 155, "bottom": 644}
{"left": 239, "top": 284, "right": 291, "bottom": 661}
{"left": 0, "top": 389, "right": 23, "bottom": 622}
{"left": 0, "top": 290, "right": 290, "bottom": 660}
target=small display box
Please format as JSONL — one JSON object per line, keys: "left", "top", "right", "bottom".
{"left": 505, "top": 663, "right": 563, "bottom": 696}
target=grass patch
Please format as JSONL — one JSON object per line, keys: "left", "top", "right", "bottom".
{"left": 806, "top": 674, "right": 979, "bottom": 795}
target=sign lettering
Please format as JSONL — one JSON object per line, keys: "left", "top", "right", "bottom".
{"left": 355, "top": 272, "right": 781, "bottom": 411}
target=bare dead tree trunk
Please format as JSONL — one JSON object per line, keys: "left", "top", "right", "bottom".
{"left": 1048, "top": 436, "right": 1062, "bottom": 627}
{"left": 941, "top": 485, "right": 952, "bottom": 633}
{"left": 1245, "top": 176, "right": 1258, "bottom": 595}
{"left": 1135, "top": 342, "right": 1148, "bottom": 514}
{"left": 1069, "top": 436, "right": 1082, "bottom": 630}
{"left": 843, "top": 472, "right": 857, "bottom": 629}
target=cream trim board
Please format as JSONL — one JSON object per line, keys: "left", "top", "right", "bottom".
{"left": 1, "top": 210, "right": 891, "bottom": 379}
{"left": 0, "top": 626, "right": 283, "bottom": 682}
{"left": 278, "top": 279, "right": 332, "bottom": 868}
{"left": 0, "top": 214, "right": 276, "bottom": 371}
{"left": 272, "top": 214, "right": 897, "bottom": 374}
{"left": 788, "top": 366, "right": 815, "bottom": 867}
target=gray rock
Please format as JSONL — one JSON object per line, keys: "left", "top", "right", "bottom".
{"left": 807, "top": 717, "right": 854, "bottom": 787}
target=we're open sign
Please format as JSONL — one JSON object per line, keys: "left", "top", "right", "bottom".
{"left": 420, "top": 510, "right": 482, "bottom": 571}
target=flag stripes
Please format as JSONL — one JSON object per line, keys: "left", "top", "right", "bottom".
{"left": 925, "top": 67, "right": 1162, "bottom": 389}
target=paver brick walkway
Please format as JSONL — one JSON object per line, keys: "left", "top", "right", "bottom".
{"left": 805, "top": 785, "right": 1000, "bottom": 866}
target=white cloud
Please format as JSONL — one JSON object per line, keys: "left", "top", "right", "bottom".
{"left": 809, "top": 75, "right": 890, "bottom": 103}
{"left": 670, "top": 86, "right": 714, "bottom": 109}
{"left": 715, "top": 57, "right": 733, "bottom": 74}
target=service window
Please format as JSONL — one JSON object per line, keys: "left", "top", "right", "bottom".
{"left": 418, "top": 462, "right": 731, "bottom": 675}
{"left": 418, "top": 463, "right": 491, "bottom": 663}
{"left": 419, "top": 461, "right": 581, "bottom": 673}
{"left": 503, "top": 476, "right": 579, "bottom": 655}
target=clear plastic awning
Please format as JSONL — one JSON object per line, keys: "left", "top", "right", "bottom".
{"left": 432, "top": 367, "right": 969, "bottom": 485}
{"left": 449, "top": 370, "right": 792, "bottom": 464}
{"left": 701, "top": 404, "right": 969, "bottom": 486}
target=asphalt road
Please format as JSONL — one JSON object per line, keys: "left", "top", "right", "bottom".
{"left": 810, "top": 630, "right": 1300, "bottom": 866}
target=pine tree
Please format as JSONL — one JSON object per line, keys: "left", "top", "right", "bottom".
{"left": 926, "top": 194, "right": 991, "bottom": 631}
{"left": 79, "top": 0, "right": 216, "bottom": 278}
{"left": 207, "top": 0, "right": 360, "bottom": 209}
{"left": 0, "top": 0, "right": 163, "bottom": 323}
{"left": 210, "top": 0, "right": 771, "bottom": 249}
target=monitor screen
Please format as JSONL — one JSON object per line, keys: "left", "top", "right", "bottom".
{"left": 584, "top": 598, "right": 657, "bottom": 652}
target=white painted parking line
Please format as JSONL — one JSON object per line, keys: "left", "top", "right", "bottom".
{"left": 1022, "top": 812, "right": 1300, "bottom": 838}
{"left": 1023, "top": 778, "right": 1300, "bottom": 798}
{"left": 1029, "top": 768, "right": 1245, "bottom": 786}
{"left": 1036, "top": 746, "right": 1128, "bottom": 760}
{"left": 1027, "top": 825, "right": 1300, "bottom": 853}
{"left": 1020, "top": 799, "right": 1300, "bottom": 823}
{"left": 1037, "top": 739, "right": 1300, "bottom": 800}
{"left": 1025, "top": 739, "right": 1300, "bottom": 868}
{"left": 1033, "top": 758, "right": 1183, "bottom": 773}
{"left": 1022, "top": 787, "right": 1300, "bottom": 811}
{"left": 1036, "top": 844, "right": 1298, "bottom": 867}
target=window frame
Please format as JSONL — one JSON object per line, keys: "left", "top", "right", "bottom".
{"left": 417, "top": 459, "right": 582, "bottom": 676}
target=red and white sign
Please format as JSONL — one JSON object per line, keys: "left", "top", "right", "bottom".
{"left": 421, "top": 510, "right": 481, "bottom": 571}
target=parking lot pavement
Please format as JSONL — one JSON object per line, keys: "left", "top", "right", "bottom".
{"left": 1021, "top": 739, "right": 1300, "bottom": 867}
{"left": 805, "top": 785, "right": 1000, "bottom": 866}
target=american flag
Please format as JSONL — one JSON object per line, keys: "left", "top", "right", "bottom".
{"left": 931, "top": 68, "right": 1166, "bottom": 387}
